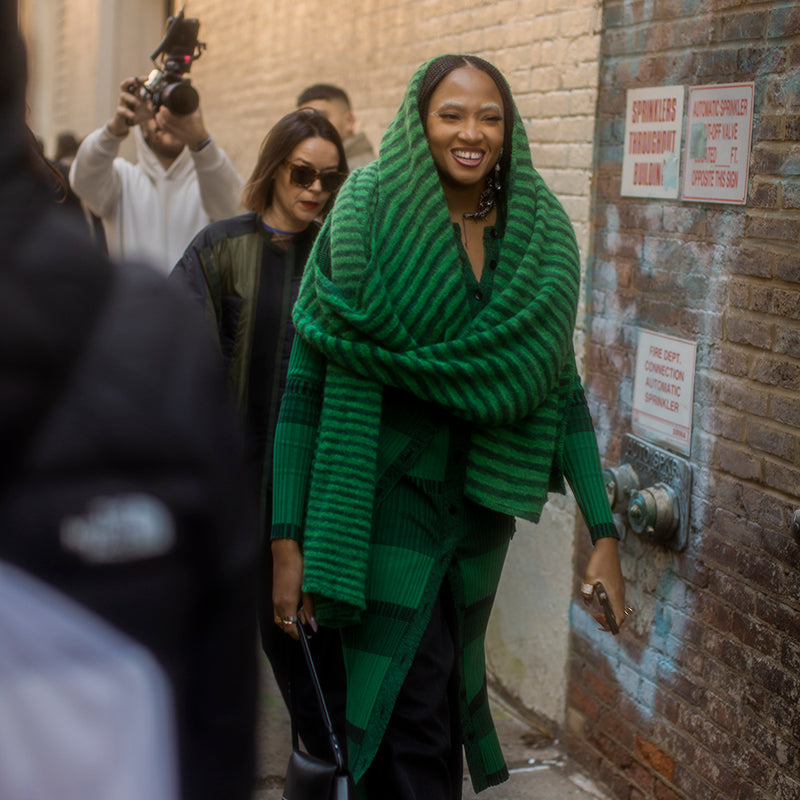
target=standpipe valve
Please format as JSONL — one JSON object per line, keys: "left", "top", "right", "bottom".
{"left": 627, "top": 483, "right": 680, "bottom": 543}
{"left": 602, "top": 463, "right": 640, "bottom": 514}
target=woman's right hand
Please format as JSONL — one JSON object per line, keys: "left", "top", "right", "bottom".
{"left": 271, "top": 538, "right": 315, "bottom": 640}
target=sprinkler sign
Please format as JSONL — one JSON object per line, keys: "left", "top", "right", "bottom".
{"left": 681, "top": 83, "right": 754, "bottom": 204}
{"left": 621, "top": 86, "right": 685, "bottom": 199}
{"left": 632, "top": 330, "right": 697, "bottom": 456}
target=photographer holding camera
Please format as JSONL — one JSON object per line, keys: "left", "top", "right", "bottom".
{"left": 70, "top": 15, "right": 242, "bottom": 275}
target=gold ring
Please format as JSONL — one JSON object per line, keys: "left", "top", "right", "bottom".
{"left": 624, "top": 607, "right": 634, "bottom": 617}
{"left": 281, "top": 616, "right": 298, "bottom": 625}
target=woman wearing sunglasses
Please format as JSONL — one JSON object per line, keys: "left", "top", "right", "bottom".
{"left": 171, "top": 106, "right": 349, "bottom": 760}
{"left": 271, "top": 56, "right": 626, "bottom": 799}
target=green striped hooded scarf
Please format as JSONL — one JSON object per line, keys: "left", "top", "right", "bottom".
{"left": 291, "top": 56, "right": 582, "bottom": 624}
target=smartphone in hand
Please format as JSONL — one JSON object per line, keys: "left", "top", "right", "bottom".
{"left": 594, "top": 582, "right": 619, "bottom": 635}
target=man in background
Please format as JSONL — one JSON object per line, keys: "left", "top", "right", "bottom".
{"left": 297, "top": 83, "right": 376, "bottom": 169}
{"left": 70, "top": 75, "right": 242, "bottom": 274}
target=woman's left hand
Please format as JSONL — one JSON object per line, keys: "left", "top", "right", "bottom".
{"left": 580, "top": 537, "right": 629, "bottom": 634}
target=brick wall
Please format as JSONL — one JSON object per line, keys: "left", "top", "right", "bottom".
{"left": 568, "top": 1, "right": 800, "bottom": 798}
{"left": 183, "top": 0, "right": 601, "bottom": 263}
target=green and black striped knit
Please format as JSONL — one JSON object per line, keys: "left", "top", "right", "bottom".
{"left": 286, "top": 57, "right": 613, "bottom": 624}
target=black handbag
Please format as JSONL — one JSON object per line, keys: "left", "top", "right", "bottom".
{"left": 282, "top": 623, "right": 357, "bottom": 800}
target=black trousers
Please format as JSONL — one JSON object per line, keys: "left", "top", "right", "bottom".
{"left": 365, "top": 587, "right": 463, "bottom": 800}
{"left": 258, "top": 539, "right": 348, "bottom": 760}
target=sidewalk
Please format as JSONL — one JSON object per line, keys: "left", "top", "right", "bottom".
{"left": 251, "top": 652, "right": 609, "bottom": 800}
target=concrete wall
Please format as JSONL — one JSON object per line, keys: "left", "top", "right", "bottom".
{"left": 568, "top": 1, "right": 800, "bottom": 798}
{"left": 20, "top": 0, "right": 603, "bottom": 730}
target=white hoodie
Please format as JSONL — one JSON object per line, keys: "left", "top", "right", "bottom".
{"left": 70, "top": 124, "right": 243, "bottom": 275}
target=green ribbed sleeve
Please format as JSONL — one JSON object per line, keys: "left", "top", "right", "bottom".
{"left": 271, "top": 336, "right": 324, "bottom": 542}
{"left": 561, "top": 390, "right": 619, "bottom": 543}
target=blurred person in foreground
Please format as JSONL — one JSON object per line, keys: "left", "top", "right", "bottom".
{"left": 171, "top": 107, "right": 349, "bottom": 759}
{"left": 272, "top": 54, "right": 627, "bottom": 798}
{"left": 70, "top": 70, "right": 242, "bottom": 274}
{"left": 297, "top": 83, "right": 376, "bottom": 169}
{"left": 0, "top": 8, "right": 259, "bottom": 799}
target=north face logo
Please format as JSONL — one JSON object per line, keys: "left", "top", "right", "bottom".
{"left": 60, "top": 494, "right": 176, "bottom": 563}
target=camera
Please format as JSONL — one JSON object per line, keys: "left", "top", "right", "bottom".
{"left": 139, "top": 9, "right": 205, "bottom": 115}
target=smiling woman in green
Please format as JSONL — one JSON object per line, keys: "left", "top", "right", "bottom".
{"left": 271, "top": 55, "right": 626, "bottom": 799}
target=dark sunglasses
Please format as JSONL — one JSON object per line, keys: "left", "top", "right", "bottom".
{"left": 283, "top": 161, "right": 347, "bottom": 193}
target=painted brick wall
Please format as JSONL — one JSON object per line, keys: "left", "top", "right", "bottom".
{"left": 568, "top": 2, "right": 800, "bottom": 799}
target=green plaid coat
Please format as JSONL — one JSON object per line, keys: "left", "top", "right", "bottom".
{"left": 273, "top": 256, "right": 616, "bottom": 791}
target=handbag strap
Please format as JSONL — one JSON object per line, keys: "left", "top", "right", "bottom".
{"left": 289, "top": 657, "right": 300, "bottom": 752}
{"left": 294, "top": 623, "right": 347, "bottom": 774}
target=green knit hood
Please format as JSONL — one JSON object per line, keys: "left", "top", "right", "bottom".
{"left": 291, "top": 57, "right": 581, "bottom": 624}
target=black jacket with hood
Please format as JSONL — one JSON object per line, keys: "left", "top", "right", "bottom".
{"left": 0, "top": 14, "right": 259, "bottom": 800}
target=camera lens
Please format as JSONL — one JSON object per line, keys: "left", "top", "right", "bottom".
{"left": 163, "top": 81, "right": 199, "bottom": 115}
